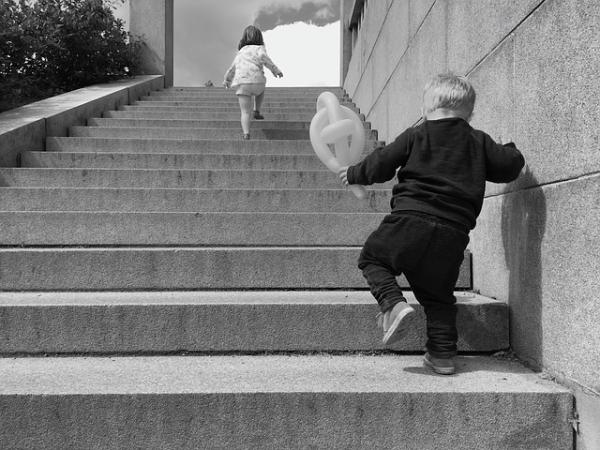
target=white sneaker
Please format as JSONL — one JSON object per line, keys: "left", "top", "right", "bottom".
{"left": 376, "top": 302, "right": 416, "bottom": 345}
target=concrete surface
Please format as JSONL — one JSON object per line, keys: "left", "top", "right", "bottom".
{"left": 46, "top": 136, "right": 383, "bottom": 154}
{"left": 0, "top": 211, "right": 384, "bottom": 245}
{"left": 0, "top": 355, "right": 572, "bottom": 449}
{"left": 89, "top": 118, "right": 318, "bottom": 129}
{"left": 123, "top": 108, "right": 321, "bottom": 120}
{"left": 22, "top": 151, "right": 331, "bottom": 170}
{"left": 470, "top": 0, "right": 600, "bottom": 194}
{"left": 573, "top": 387, "right": 600, "bottom": 450}
{"left": 140, "top": 96, "right": 355, "bottom": 106}
{"left": 342, "top": 1, "right": 599, "bottom": 445}
{"left": 105, "top": 110, "right": 320, "bottom": 121}
{"left": 0, "top": 247, "right": 471, "bottom": 290}
{"left": 0, "top": 187, "right": 391, "bottom": 213}
{"left": 71, "top": 125, "right": 315, "bottom": 140}
{"left": 0, "top": 76, "right": 164, "bottom": 166}
{"left": 161, "top": 86, "right": 345, "bottom": 96}
{"left": 446, "top": 0, "right": 544, "bottom": 75}
{"left": 0, "top": 291, "right": 506, "bottom": 354}
{"left": 471, "top": 175, "right": 600, "bottom": 390}
{"left": 71, "top": 124, "right": 376, "bottom": 141}
{"left": 129, "top": 0, "right": 173, "bottom": 86}
{"left": 0, "top": 167, "right": 390, "bottom": 189}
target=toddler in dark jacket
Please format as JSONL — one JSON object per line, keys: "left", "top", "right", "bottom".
{"left": 339, "top": 73, "right": 525, "bottom": 375}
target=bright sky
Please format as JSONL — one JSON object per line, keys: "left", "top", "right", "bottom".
{"left": 112, "top": 0, "right": 340, "bottom": 87}
{"left": 262, "top": 22, "right": 340, "bottom": 87}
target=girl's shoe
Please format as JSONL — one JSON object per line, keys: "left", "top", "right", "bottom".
{"left": 376, "top": 301, "right": 415, "bottom": 345}
{"left": 423, "top": 352, "right": 456, "bottom": 375}
{"left": 242, "top": 133, "right": 250, "bottom": 140}
{"left": 253, "top": 110, "right": 264, "bottom": 120}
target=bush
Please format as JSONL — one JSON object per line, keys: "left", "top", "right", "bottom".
{"left": 0, "top": 0, "right": 140, "bottom": 112}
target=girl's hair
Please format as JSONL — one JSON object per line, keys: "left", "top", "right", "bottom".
{"left": 422, "top": 73, "right": 476, "bottom": 119}
{"left": 238, "top": 25, "right": 264, "bottom": 50}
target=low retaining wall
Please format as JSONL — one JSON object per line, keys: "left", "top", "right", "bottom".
{"left": 0, "top": 75, "right": 164, "bottom": 167}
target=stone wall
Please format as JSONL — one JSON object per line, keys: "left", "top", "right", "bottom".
{"left": 0, "top": 76, "right": 164, "bottom": 167}
{"left": 130, "top": 0, "right": 174, "bottom": 87}
{"left": 342, "top": 1, "right": 599, "bottom": 447}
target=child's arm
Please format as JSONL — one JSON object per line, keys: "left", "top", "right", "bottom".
{"left": 343, "top": 130, "right": 412, "bottom": 186}
{"left": 223, "top": 62, "right": 236, "bottom": 88}
{"left": 485, "top": 137, "right": 525, "bottom": 183}
{"left": 259, "top": 48, "right": 283, "bottom": 78}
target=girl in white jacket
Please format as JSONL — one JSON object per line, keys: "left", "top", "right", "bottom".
{"left": 223, "top": 26, "right": 283, "bottom": 139}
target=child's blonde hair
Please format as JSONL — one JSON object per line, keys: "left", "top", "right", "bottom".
{"left": 422, "top": 73, "right": 476, "bottom": 119}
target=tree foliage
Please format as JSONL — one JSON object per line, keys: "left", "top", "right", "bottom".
{"left": 0, "top": 0, "right": 140, "bottom": 112}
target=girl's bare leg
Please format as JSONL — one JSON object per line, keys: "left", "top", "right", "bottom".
{"left": 237, "top": 95, "right": 252, "bottom": 135}
{"left": 254, "top": 91, "right": 264, "bottom": 113}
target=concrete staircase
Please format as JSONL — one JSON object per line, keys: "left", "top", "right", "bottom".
{"left": 0, "top": 87, "right": 572, "bottom": 448}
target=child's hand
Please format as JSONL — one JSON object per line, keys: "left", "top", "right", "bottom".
{"left": 338, "top": 166, "right": 349, "bottom": 185}
{"left": 223, "top": 81, "right": 231, "bottom": 89}
{"left": 275, "top": 70, "right": 283, "bottom": 78}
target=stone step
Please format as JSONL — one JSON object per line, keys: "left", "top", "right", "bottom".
{"left": 0, "top": 291, "right": 506, "bottom": 354}
{"left": 96, "top": 117, "right": 306, "bottom": 129}
{"left": 74, "top": 125, "right": 376, "bottom": 141}
{"left": 120, "top": 105, "right": 362, "bottom": 121}
{"left": 22, "top": 151, "right": 330, "bottom": 170}
{"left": 46, "top": 137, "right": 382, "bottom": 154}
{"left": 70, "top": 125, "right": 309, "bottom": 141}
{"left": 0, "top": 187, "right": 390, "bottom": 213}
{"left": 91, "top": 117, "right": 372, "bottom": 130}
{"left": 105, "top": 110, "right": 322, "bottom": 121}
{"left": 0, "top": 211, "right": 384, "bottom": 245}
{"left": 0, "top": 247, "right": 471, "bottom": 290}
{"left": 164, "top": 86, "right": 345, "bottom": 94}
{"left": 150, "top": 90, "right": 345, "bottom": 98}
{"left": 133, "top": 100, "right": 359, "bottom": 114}
{"left": 140, "top": 96, "right": 354, "bottom": 107}
{"left": 0, "top": 354, "right": 572, "bottom": 449}
{"left": 0, "top": 168, "right": 388, "bottom": 189}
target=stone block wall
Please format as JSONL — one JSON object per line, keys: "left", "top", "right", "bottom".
{"left": 342, "top": 0, "right": 599, "bottom": 446}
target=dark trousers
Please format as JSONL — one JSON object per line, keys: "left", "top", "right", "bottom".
{"left": 358, "top": 211, "right": 470, "bottom": 358}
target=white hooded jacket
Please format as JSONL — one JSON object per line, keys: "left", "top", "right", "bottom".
{"left": 224, "top": 45, "right": 281, "bottom": 87}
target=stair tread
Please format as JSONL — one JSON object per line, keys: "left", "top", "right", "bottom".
{"left": 0, "top": 290, "right": 488, "bottom": 306}
{"left": 0, "top": 354, "right": 569, "bottom": 395}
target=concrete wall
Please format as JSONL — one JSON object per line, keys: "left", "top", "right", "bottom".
{"left": 0, "top": 76, "right": 164, "bottom": 167}
{"left": 342, "top": 1, "right": 599, "bottom": 447}
{"left": 130, "top": 0, "right": 174, "bottom": 87}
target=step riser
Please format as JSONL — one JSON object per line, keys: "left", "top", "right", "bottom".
{"left": 71, "top": 127, "right": 305, "bottom": 140}
{"left": 0, "top": 212, "right": 383, "bottom": 245}
{"left": 150, "top": 89, "right": 345, "bottom": 95}
{"left": 22, "top": 152, "right": 331, "bottom": 170}
{"left": 0, "top": 169, "right": 391, "bottom": 189}
{"left": 0, "top": 293, "right": 506, "bottom": 354}
{"left": 133, "top": 102, "right": 360, "bottom": 114}
{"left": 92, "top": 117, "right": 371, "bottom": 131}
{"left": 0, "top": 188, "right": 390, "bottom": 213}
{"left": 96, "top": 117, "right": 313, "bottom": 129}
{"left": 0, "top": 392, "right": 571, "bottom": 449}
{"left": 106, "top": 111, "right": 320, "bottom": 121}
{"left": 47, "top": 137, "right": 319, "bottom": 154}
{"left": 75, "top": 126, "right": 377, "bottom": 141}
{"left": 45, "top": 138, "right": 382, "bottom": 155}
{"left": 0, "top": 249, "right": 471, "bottom": 290}
{"left": 139, "top": 96, "right": 354, "bottom": 106}
{"left": 121, "top": 106, "right": 354, "bottom": 120}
